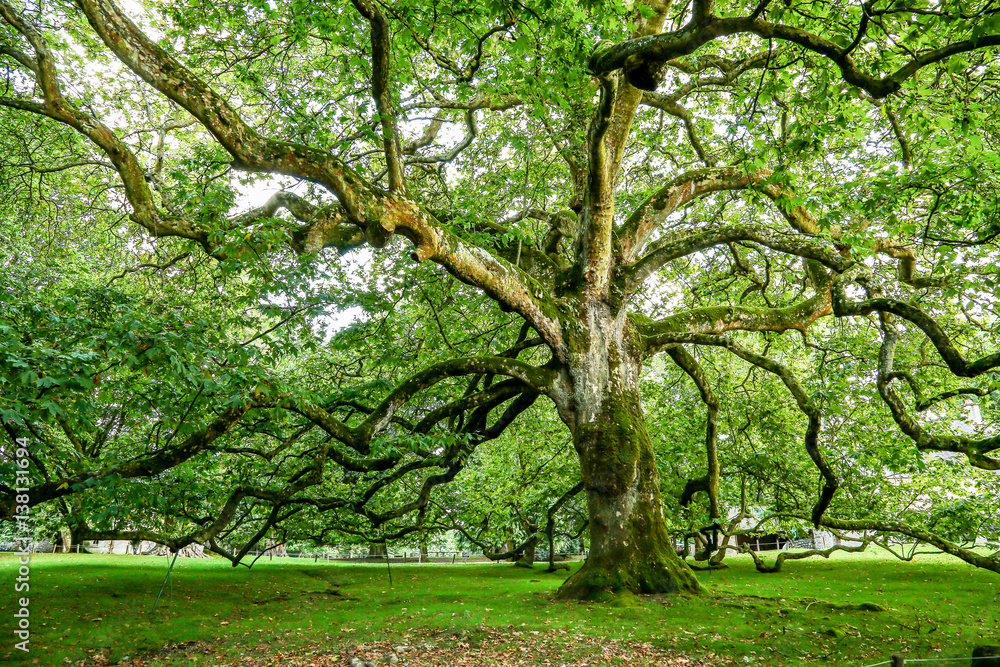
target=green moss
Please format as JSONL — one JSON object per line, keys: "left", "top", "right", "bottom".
{"left": 609, "top": 591, "right": 642, "bottom": 608}
{"left": 585, "top": 590, "right": 617, "bottom": 603}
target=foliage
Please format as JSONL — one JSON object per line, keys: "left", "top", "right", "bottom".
{"left": 2, "top": 0, "right": 1000, "bottom": 596}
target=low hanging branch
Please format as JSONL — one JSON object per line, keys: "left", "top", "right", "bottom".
{"left": 832, "top": 282, "right": 1000, "bottom": 378}
{"left": 739, "top": 538, "right": 877, "bottom": 573}
{"left": 545, "top": 482, "right": 585, "bottom": 572}
{"left": 804, "top": 514, "right": 1000, "bottom": 576}
{"left": 876, "top": 315, "right": 1000, "bottom": 471}
{"left": 644, "top": 331, "right": 841, "bottom": 525}
{"left": 666, "top": 346, "right": 720, "bottom": 523}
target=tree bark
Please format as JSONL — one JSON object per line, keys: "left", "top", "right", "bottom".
{"left": 57, "top": 526, "right": 74, "bottom": 554}
{"left": 515, "top": 522, "right": 538, "bottom": 568}
{"left": 557, "top": 309, "right": 702, "bottom": 598}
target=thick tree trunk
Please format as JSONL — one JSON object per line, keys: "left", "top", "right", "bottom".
{"left": 515, "top": 525, "right": 538, "bottom": 568}
{"left": 503, "top": 527, "right": 518, "bottom": 562}
{"left": 57, "top": 526, "right": 74, "bottom": 553}
{"left": 557, "top": 311, "right": 702, "bottom": 599}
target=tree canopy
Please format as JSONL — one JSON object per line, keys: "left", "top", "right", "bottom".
{"left": 2, "top": 0, "right": 1000, "bottom": 598}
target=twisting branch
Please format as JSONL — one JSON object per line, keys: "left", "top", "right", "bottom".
{"left": 74, "top": 487, "right": 296, "bottom": 557}
{"left": 105, "top": 252, "right": 192, "bottom": 286}
{"left": 876, "top": 316, "right": 1000, "bottom": 470}
{"left": 741, "top": 538, "right": 875, "bottom": 573}
{"left": 666, "top": 346, "right": 720, "bottom": 521}
{"left": 590, "top": 10, "right": 1000, "bottom": 99}
{"left": 458, "top": 21, "right": 515, "bottom": 83}
{"left": 885, "top": 371, "right": 997, "bottom": 412}
{"left": 403, "top": 116, "right": 444, "bottom": 154}
{"left": 664, "top": 50, "right": 775, "bottom": 90}
{"left": 290, "top": 355, "right": 556, "bottom": 456}
{"left": 832, "top": 282, "right": 1000, "bottom": 378}
{"left": 748, "top": 0, "right": 771, "bottom": 22}
{"left": 406, "top": 109, "right": 478, "bottom": 165}
{"left": 640, "top": 93, "right": 714, "bottom": 165}
{"left": 843, "top": 0, "right": 873, "bottom": 56}
{"left": 644, "top": 331, "right": 840, "bottom": 525}
{"left": 545, "top": 482, "right": 584, "bottom": 572}
{"left": 70, "top": 0, "right": 376, "bottom": 222}
{"left": 801, "top": 514, "right": 1000, "bottom": 575}
{"left": 375, "top": 3, "right": 512, "bottom": 83}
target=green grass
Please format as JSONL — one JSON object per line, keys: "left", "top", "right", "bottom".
{"left": 1, "top": 548, "right": 998, "bottom": 666}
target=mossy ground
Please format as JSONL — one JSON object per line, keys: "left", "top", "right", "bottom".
{"left": 1, "top": 547, "right": 998, "bottom": 666}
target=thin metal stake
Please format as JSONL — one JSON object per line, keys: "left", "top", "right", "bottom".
{"left": 151, "top": 550, "right": 180, "bottom": 614}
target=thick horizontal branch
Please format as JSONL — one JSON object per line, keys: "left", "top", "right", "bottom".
{"left": 622, "top": 222, "right": 849, "bottom": 291}
{"left": 403, "top": 95, "right": 523, "bottom": 112}
{"left": 617, "top": 167, "right": 833, "bottom": 268}
{"left": 229, "top": 191, "right": 365, "bottom": 254}
{"left": 832, "top": 285, "right": 1000, "bottom": 377}
{"left": 741, "top": 539, "right": 874, "bottom": 573}
{"left": 634, "top": 284, "right": 833, "bottom": 348}
{"left": 2, "top": 404, "right": 251, "bottom": 517}
{"left": 12, "top": 158, "right": 115, "bottom": 174}
{"left": 591, "top": 13, "right": 1000, "bottom": 99}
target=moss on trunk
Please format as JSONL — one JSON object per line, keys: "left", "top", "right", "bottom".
{"left": 557, "top": 386, "right": 702, "bottom": 599}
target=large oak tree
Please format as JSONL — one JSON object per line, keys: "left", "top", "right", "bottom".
{"left": 2, "top": 0, "right": 1000, "bottom": 597}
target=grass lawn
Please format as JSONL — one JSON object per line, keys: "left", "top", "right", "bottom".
{"left": 1, "top": 548, "right": 998, "bottom": 666}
